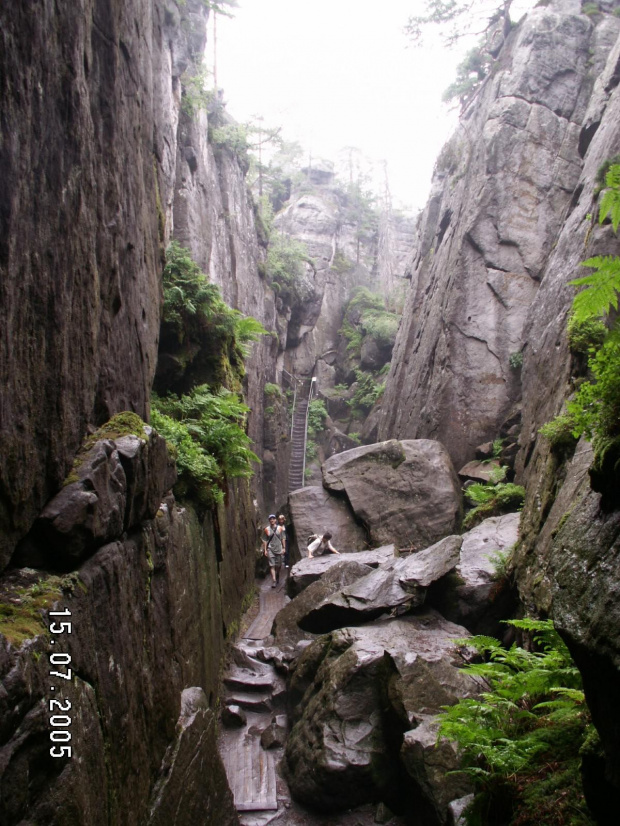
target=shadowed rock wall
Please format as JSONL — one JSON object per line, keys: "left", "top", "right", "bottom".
{"left": 0, "top": 484, "right": 252, "bottom": 825}
{"left": 0, "top": 0, "right": 175, "bottom": 571}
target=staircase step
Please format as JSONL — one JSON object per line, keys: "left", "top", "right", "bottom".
{"left": 226, "top": 692, "right": 273, "bottom": 713}
{"left": 224, "top": 671, "right": 275, "bottom": 693}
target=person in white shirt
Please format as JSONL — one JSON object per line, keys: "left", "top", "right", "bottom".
{"left": 307, "top": 531, "right": 340, "bottom": 559}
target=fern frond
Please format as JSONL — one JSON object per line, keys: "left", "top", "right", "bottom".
{"left": 569, "top": 256, "right": 620, "bottom": 321}
{"left": 600, "top": 164, "right": 620, "bottom": 232}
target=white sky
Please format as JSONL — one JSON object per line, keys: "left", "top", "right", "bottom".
{"left": 214, "top": 0, "right": 537, "bottom": 212}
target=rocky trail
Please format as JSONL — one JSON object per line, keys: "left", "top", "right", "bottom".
{"left": 219, "top": 572, "right": 409, "bottom": 826}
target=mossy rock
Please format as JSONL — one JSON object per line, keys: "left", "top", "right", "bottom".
{"left": 0, "top": 570, "right": 84, "bottom": 646}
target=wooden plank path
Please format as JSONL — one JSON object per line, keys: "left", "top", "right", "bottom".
{"left": 221, "top": 733, "right": 277, "bottom": 811}
{"left": 244, "top": 579, "right": 287, "bottom": 640}
{"left": 220, "top": 576, "right": 289, "bottom": 813}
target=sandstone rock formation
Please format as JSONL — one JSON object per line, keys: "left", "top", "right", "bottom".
{"left": 284, "top": 612, "right": 480, "bottom": 818}
{"left": 296, "top": 535, "right": 462, "bottom": 634}
{"left": 377, "top": 1, "right": 620, "bottom": 471}
{"left": 430, "top": 513, "right": 520, "bottom": 636}
{"left": 0, "top": 479, "right": 256, "bottom": 825}
{"left": 287, "top": 545, "right": 395, "bottom": 597}
{"left": 322, "top": 440, "right": 462, "bottom": 549}
{"left": 288, "top": 484, "right": 369, "bottom": 559}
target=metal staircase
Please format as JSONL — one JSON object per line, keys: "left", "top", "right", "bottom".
{"left": 287, "top": 376, "right": 315, "bottom": 493}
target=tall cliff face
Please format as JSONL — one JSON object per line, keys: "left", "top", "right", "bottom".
{"left": 0, "top": 1, "right": 275, "bottom": 822}
{"left": 0, "top": 0, "right": 173, "bottom": 571}
{"left": 510, "top": 11, "right": 620, "bottom": 792}
{"left": 377, "top": 1, "right": 619, "bottom": 470}
{"left": 274, "top": 174, "right": 414, "bottom": 387}
{"left": 378, "top": 0, "right": 620, "bottom": 797}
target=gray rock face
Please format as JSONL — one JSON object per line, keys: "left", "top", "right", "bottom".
{"left": 284, "top": 612, "right": 479, "bottom": 816}
{"left": 322, "top": 440, "right": 462, "bottom": 549}
{"left": 550, "top": 486, "right": 620, "bottom": 792}
{"left": 505, "top": 7, "right": 620, "bottom": 793}
{"left": 287, "top": 545, "right": 395, "bottom": 597}
{"left": 0, "top": 0, "right": 179, "bottom": 571}
{"left": 377, "top": 4, "right": 616, "bottom": 470}
{"left": 288, "top": 485, "right": 369, "bottom": 559}
{"left": 0, "top": 479, "right": 257, "bottom": 825}
{"left": 17, "top": 428, "right": 175, "bottom": 569}
{"left": 273, "top": 559, "right": 375, "bottom": 645}
{"left": 147, "top": 688, "right": 238, "bottom": 826}
{"left": 431, "top": 513, "right": 520, "bottom": 635}
{"left": 297, "top": 536, "right": 462, "bottom": 634}
{"left": 274, "top": 176, "right": 415, "bottom": 381}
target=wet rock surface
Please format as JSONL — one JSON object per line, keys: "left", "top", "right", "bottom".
{"left": 287, "top": 545, "right": 395, "bottom": 597}
{"left": 284, "top": 612, "right": 480, "bottom": 817}
{"left": 430, "top": 513, "right": 520, "bottom": 636}
{"left": 288, "top": 485, "right": 369, "bottom": 560}
{"left": 321, "top": 440, "right": 462, "bottom": 549}
{"left": 297, "top": 536, "right": 462, "bottom": 634}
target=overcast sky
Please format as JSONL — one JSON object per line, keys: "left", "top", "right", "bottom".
{"left": 214, "top": 0, "right": 537, "bottom": 212}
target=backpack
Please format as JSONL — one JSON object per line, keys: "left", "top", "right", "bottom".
{"left": 307, "top": 533, "right": 319, "bottom": 546}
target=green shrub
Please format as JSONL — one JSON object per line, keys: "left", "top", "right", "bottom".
{"left": 568, "top": 331, "right": 620, "bottom": 444}
{"left": 539, "top": 413, "right": 578, "bottom": 449}
{"left": 305, "top": 439, "right": 318, "bottom": 463}
{"left": 567, "top": 314, "right": 607, "bottom": 354}
{"left": 180, "top": 66, "right": 213, "bottom": 119}
{"left": 152, "top": 386, "right": 259, "bottom": 508}
{"left": 264, "top": 382, "right": 282, "bottom": 398}
{"left": 265, "top": 232, "right": 312, "bottom": 304}
{"left": 159, "top": 241, "right": 266, "bottom": 392}
{"left": 509, "top": 351, "right": 523, "bottom": 369}
{"left": 349, "top": 370, "right": 385, "bottom": 413}
{"left": 307, "top": 399, "right": 328, "bottom": 438}
{"left": 463, "top": 480, "right": 525, "bottom": 529}
{"left": 339, "top": 287, "right": 401, "bottom": 358}
{"left": 438, "top": 619, "right": 593, "bottom": 826}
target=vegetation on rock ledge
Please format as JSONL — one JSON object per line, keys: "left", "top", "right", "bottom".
{"left": 439, "top": 618, "right": 595, "bottom": 825}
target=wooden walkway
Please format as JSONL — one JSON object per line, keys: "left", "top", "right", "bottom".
{"left": 221, "top": 733, "right": 278, "bottom": 811}
{"left": 220, "top": 576, "right": 289, "bottom": 813}
{"left": 245, "top": 580, "right": 287, "bottom": 640}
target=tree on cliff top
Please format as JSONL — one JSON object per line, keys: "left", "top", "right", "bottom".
{"left": 405, "top": 0, "right": 514, "bottom": 48}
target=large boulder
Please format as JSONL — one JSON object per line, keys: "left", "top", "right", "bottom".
{"left": 14, "top": 428, "right": 175, "bottom": 570}
{"left": 297, "top": 536, "right": 463, "bottom": 634}
{"left": 288, "top": 485, "right": 368, "bottom": 559}
{"left": 322, "top": 440, "right": 462, "bottom": 549}
{"left": 273, "top": 559, "right": 375, "bottom": 646}
{"left": 287, "top": 545, "right": 395, "bottom": 597}
{"left": 284, "top": 612, "right": 480, "bottom": 817}
{"left": 430, "top": 513, "right": 520, "bottom": 635}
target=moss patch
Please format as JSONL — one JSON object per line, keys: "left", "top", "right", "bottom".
{"left": 63, "top": 412, "right": 147, "bottom": 486}
{"left": 0, "top": 571, "right": 82, "bottom": 646}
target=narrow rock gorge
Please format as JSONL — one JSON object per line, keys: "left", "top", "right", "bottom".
{"left": 1, "top": 0, "right": 620, "bottom": 824}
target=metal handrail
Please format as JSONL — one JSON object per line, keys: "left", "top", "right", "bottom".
{"left": 301, "top": 377, "right": 317, "bottom": 486}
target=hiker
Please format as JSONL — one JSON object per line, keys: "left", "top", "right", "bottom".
{"left": 277, "top": 514, "right": 290, "bottom": 568}
{"left": 307, "top": 531, "right": 340, "bottom": 559}
{"left": 262, "top": 514, "right": 285, "bottom": 587}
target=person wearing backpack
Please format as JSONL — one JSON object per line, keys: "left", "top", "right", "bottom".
{"left": 307, "top": 531, "right": 340, "bottom": 559}
{"left": 262, "top": 514, "right": 285, "bottom": 587}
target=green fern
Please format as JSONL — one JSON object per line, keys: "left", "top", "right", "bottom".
{"left": 599, "top": 163, "right": 620, "bottom": 231}
{"left": 437, "top": 619, "right": 590, "bottom": 818}
{"left": 152, "top": 386, "right": 259, "bottom": 508}
{"left": 570, "top": 256, "right": 620, "bottom": 322}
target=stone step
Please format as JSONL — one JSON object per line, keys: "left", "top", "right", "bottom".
{"left": 226, "top": 691, "right": 273, "bottom": 713}
{"left": 224, "top": 671, "right": 275, "bottom": 693}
